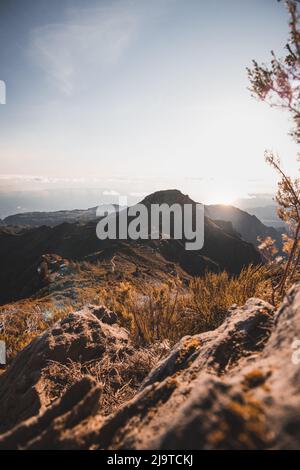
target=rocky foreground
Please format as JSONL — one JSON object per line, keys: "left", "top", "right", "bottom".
{"left": 0, "top": 284, "right": 300, "bottom": 449}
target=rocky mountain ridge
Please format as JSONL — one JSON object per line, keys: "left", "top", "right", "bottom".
{"left": 1, "top": 190, "right": 282, "bottom": 251}
{"left": 0, "top": 190, "right": 261, "bottom": 306}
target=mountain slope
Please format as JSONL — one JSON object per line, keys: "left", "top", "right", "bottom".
{"left": 0, "top": 190, "right": 261, "bottom": 305}
{"left": 2, "top": 191, "right": 282, "bottom": 250}
{"left": 246, "top": 204, "right": 285, "bottom": 228}
{"left": 205, "top": 204, "right": 283, "bottom": 248}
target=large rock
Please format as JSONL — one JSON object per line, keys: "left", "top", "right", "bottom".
{"left": 0, "top": 306, "right": 129, "bottom": 434}
{"left": 1, "top": 284, "right": 300, "bottom": 449}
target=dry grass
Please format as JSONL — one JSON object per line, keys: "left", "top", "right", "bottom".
{"left": 43, "top": 342, "right": 168, "bottom": 416}
{"left": 187, "top": 265, "right": 271, "bottom": 334}
{"left": 128, "top": 265, "right": 271, "bottom": 345}
{"left": 0, "top": 264, "right": 271, "bottom": 363}
{"left": 0, "top": 300, "right": 72, "bottom": 362}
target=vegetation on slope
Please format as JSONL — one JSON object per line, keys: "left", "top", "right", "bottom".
{"left": 0, "top": 264, "right": 271, "bottom": 364}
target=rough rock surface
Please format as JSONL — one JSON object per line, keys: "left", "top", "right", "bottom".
{"left": 0, "top": 306, "right": 129, "bottom": 434}
{"left": 87, "top": 305, "right": 118, "bottom": 325}
{"left": 1, "top": 284, "right": 300, "bottom": 449}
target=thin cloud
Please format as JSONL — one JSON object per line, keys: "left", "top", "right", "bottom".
{"left": 30, "top": 2, "right": 140, "bottom": 95}
{"left": 102, "top": 189, "right": 120, "bottom": 196}
{"left": 0, "top": 174, "right": 87, "bottom": 183}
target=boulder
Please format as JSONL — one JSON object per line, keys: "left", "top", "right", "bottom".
{"left": 0, "top": 306, "right": 129, "bottom": 434}
{"left": 1, "top": 284, "right": 300, "bottom": 449}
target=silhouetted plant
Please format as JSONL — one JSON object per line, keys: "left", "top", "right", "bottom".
{"left": 247, "top": 0, "right": 300, "bottom": 300}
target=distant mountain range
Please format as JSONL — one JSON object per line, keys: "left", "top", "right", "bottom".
{"left": 0, "top": 189, "right": 261, "bottom": 305}
{"left": 205, "top": 204, "right": 284, "bottom": 249}
{"left": 245, "top": 205, "right": 284, "bottom": 228}
{"left": 1, "top": 190, "right": 284, "bottom": 249}
{"left": 0, "top": 205, "right": 121, "bottom": 227}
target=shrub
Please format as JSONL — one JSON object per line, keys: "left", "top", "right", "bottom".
{"left": 128, "top": 265, "right": 271, "bottom": 345}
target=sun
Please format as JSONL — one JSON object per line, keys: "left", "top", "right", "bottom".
{"left": 208, "top": 191, "right": 237, "bottom": 206}
{"left": 219, "top": 194, "right": 236, "bottom": 205}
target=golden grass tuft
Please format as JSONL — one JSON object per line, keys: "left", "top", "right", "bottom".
{"left": 128, "top": 265, "right": 271, "bottom": 345}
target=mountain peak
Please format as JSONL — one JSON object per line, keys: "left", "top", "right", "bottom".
{"left": 141, "top": 189, "right": 196, "bottom": 206}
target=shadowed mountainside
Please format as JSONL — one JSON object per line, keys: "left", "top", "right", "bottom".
{"left": 0, "top": 190, "right": 261, "bottom": 305}
{"left": 205, "top": 204, "right": 283, "bottom": 249}
{"left": 1, "top": 191, "right": 282, "bottom": 247}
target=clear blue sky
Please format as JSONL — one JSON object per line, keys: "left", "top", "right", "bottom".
{"left": 0, "top": 0, "right": 298, "bottom": 212}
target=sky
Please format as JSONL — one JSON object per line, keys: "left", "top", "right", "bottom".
{"left": 0, "top": 0, "right": 299, "bottom": 216}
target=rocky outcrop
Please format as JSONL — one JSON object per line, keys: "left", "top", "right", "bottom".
{"left": 1, "top": 284, "right": 300, "bottom": 449}
{"left": 0, "top": 306, "right": 129, "bottom": 434}
{"left": 0, "top": 377, "right": 103, "bottom": 450}
{"left": 93, "top": 297, "right": 275, "bottom": 450}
